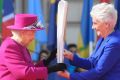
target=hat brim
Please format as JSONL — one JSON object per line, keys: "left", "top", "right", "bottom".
{"left": 7, "top": 25, "right": 44, "bottom": 31}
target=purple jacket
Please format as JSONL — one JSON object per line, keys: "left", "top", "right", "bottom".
{"left": 0, "top": 37, "right": 48, "bottom": 80}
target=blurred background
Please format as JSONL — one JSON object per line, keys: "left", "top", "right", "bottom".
{"left": 1, "top": 0, "right": 120, "bottom": 80}
{"left": 0, "top": 0, "right": 118, "bottom": 59}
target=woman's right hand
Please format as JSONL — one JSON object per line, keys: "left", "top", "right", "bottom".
{"left": 64, "top": 49, "right": 73, "bottom": 61}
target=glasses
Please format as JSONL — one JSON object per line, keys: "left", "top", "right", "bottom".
{"left": 23, "top": 21, "right": 44, "bottom": 30}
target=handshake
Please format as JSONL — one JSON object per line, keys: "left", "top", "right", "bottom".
{"left": 47, "top": 63, "right": 67, "bottom": 73}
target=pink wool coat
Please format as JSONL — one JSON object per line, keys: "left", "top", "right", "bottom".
{"left": 0, "top": 37, "right": 48, "bottom": 80}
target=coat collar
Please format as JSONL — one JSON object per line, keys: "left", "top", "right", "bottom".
{"left": 92, "top": 30, "right": 118, "bottom": 57}
{"left": 104, "top": 29, "right": 119, "bottom": 43}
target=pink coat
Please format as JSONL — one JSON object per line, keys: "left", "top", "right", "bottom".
{"left": 0, "top": 37, "right": 48, "bottom": 80}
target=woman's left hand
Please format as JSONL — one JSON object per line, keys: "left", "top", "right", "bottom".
{"left": 57, "top": 70, "right": 70, "bottom": 79}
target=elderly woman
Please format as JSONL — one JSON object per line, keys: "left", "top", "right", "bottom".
{"left": 0, "top": 14, "right": 66, "bottom": 80}
{"left": 58, "top": 3, "right": 120, "bottom": 80}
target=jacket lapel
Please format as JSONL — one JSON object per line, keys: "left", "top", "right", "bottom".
{"left": 95, "top": 37, "right": 110, "bottom": 59}
{"left": 92, "top": 36, "right": 111, "bottom": 65}
{"left": 94, "top": 38, "right": 104, "bottom": 53}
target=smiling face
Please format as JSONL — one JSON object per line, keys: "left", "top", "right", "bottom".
{"left": 90, "top": 3, "right": 117, "bottom": 38}
{"left": 20, "top": 30, "right": 35, "bottom": 45}
{"left": 92, "top": 17, "right": 108, "bottom": 38}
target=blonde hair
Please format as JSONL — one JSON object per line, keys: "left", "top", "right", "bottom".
{"left": 90, "top": 3, "right": 117, "bottom": 28}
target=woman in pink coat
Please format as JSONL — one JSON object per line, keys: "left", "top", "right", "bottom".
{"left": 0, "top": 14, "right": 66, "bottom": 80}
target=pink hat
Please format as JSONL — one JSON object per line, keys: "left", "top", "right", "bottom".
{"left": 7, "top": 14, "right": 44, "bottom": 30}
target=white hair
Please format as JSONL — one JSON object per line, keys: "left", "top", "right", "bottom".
{"left": 90, "top": 3, "right": 117, "bottom": 28}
